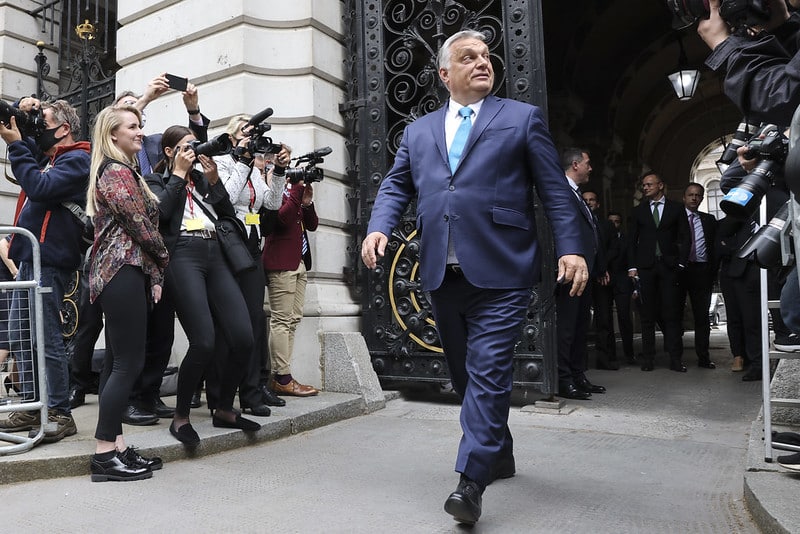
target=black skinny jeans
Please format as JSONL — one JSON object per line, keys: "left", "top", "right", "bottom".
{"left": 95, "top": 265, "right": 148, "bottom": 442}
{"left": 207, "top": 260, "right": 267, "bottom": 409}
{"left": 167, "top": 237, "right": 253, "bottom": 417}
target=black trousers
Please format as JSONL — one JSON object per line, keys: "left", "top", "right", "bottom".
{"left": 679, "top": 262, "right": 713, "bottom": 362}
{"left": 556, "top": 282, "right": 592, "bottom": 382}
{"left": 68, "top": 264, "right": 102, "bottom": 392}
{"left": 129, "top": 283, "right": 175, "bottom": 409}
{"left": 638, "top": 260, "right": 683, "bottom": 364}
{"left": 95, "top": 266, "right": 148, "bottom": 442}
{"left": 207, "top": 260, "right": 267, "bottom": 408}
{"left": 167, "top": 237, "right": 253, "bottom": 417}
{"left": 591, "top": 281, "right": 616, "bottom": 364}
{"left": 720, "top": 262, "right": 762, "bottom": 365}
{"left": 612, "top": 277, "right": 634, "bottom": 361}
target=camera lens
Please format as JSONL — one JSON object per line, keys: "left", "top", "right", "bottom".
{"left": 719, "top": 163, "right": 774, "bottom": 219}
{"left": 665, "top": 0, "right": 710, "bottom": 25}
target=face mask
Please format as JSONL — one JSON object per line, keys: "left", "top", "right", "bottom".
{"left": 36, "top": 126, "right": 63, "bottom": 152}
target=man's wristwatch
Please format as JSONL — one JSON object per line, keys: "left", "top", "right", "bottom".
{"left": 186, "top": 108, "right": 200, "bottom": 115}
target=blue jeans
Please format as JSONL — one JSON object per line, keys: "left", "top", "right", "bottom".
{"left": 9, "top": 262, "right": 71, "bottom": 413}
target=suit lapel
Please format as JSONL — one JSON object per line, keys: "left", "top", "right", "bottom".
{"left": 434, "top": 106, "right": 449, "bottom": 170}
{"left": 460, "top": 96, "right": 502, "bottom": 167}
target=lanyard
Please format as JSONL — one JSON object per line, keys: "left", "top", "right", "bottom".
{"left": 186, "top": 181, "right": 196, "bottom": 217}
{"left": 247, "top": 178, "right": 256, "bottom": 212}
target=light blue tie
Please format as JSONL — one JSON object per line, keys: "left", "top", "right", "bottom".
{"left": 449, "top": 106, "right": 473, "bottom": 172}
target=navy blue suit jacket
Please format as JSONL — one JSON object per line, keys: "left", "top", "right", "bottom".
{"left": 367, "top": 96, "right": 585, "bottom": 291}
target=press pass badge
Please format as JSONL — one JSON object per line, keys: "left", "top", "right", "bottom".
{"left": 245, "top": 213, "right": 260, "bottom": 225}
{"left": 184, "top": 218, "right": 205, "bottom": 231}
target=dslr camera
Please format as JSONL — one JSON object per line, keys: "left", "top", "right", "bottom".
{"left": 0, "top": 100, "right": 45, "bottom": 138}
{"left": 284, "top": 147, "right": 331, "bottom": 185}
{"left": 188, "top": 133, "right": 233, "bottom": 157}
{"left": 666, "top": 0, "right": 771, "bottom": 31}
{"left": 719, "top": 123, "right": 789, "bottom": 219}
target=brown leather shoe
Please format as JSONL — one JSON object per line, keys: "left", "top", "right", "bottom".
{"left": 271, "top": 378, "right": 319, "bottom": 397}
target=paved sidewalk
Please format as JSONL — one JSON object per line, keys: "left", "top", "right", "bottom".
{"left": 0, "top": 328, "right": 796, "bottom": 533}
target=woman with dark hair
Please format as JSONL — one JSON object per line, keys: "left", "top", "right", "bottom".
{"left": 145, "top": 125, "right": 259, "bottom": 447}
{"left": 87, "top": 105, "right": 169, "bottom": 481}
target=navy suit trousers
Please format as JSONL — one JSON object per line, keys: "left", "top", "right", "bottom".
{"left": 429, "top": 271, "right": 530, "bottom": 486}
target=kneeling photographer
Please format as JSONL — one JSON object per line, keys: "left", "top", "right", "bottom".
{"left": 262, "top": 146, "right": 327, "bottom": 399}
{"left": 0, "top": 97, "right": 89, "bottom": 441}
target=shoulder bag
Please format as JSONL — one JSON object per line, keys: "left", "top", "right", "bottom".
{"left": 190, "top": 192, "right": 256, "bottom": 275}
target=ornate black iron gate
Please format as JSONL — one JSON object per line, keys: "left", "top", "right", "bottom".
{"left": 344, "top": 0, "right": 559, "bottom": 394}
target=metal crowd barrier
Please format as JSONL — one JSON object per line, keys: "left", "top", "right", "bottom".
{"left": 0, "top": 226, "right": 48, "bottom": 455}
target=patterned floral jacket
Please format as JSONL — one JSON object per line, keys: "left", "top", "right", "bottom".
{"left": 89, "top": 160, "right": 169, "bottom": 303}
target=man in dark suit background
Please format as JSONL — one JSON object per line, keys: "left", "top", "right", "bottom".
{"left": 607, "top": 211, "right": 636, "bottom": 364}
{"left": 582, "top": 189, "right": 619, "bottom": 371}
{"left": 628, "top": 172, "right": 691, "bottom": 372}
{"left": 361, "top": 30, "right": 588, "bottom": 525}
{"left": 554, "top": 148, "right": 605, "bottom": 401}
{"left": 679, "top": 183, "right": 718, "bottom": 369}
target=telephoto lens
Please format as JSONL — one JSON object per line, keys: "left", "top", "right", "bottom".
{"left": 737, "top": 200, "right": 792, "bottom": 268}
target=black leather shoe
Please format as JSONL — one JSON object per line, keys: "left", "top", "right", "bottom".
{"left": 669, "top": 362, "right": 688, "bottom": 373}
{"left": 119, "top": 446, "right": 163, "bottom": 471}
{"left": 698, "top": 360, "right": 716, "bottom": 369}
{"left": 260, "top": 385, "right": 286, "bottom": 407}
{"left": 170, "top": 421, "right": 200, "bottom": 447}
{"left": 488, "top": 452, "right": 515, "bottom": 484}
{"left": 241, "top": 403, "right": 271, "bottom": 417}
{"left": 69, "top": 387, "right": 86, "bottom": 409}
{"left": 150, "top": 398, "right": 175, "bottom": 418}
{"left": 190, "top": 391, "right": 202, "bottom": 409}
{"left": 444, "top": 475, "right": 483, "bottom": 525}
{"left": 121, "top": 405, "right": 158, "bottom": 426}
{"left": 575, "top": 377, "right": 606, "bottom": 394}
{"left": 558, "top": 382, "right": 591, "bottom": 400}
{"left": 212, "top": 413, "right": 261, "bottom": 432}
{"left": 90, "top": 452, "right": 152, "bottom": 482}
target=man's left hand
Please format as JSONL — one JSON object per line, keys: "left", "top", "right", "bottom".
{"left": 557, "top": 254, "right": 589, "bottom": 297}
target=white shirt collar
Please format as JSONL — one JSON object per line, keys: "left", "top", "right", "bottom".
{"left": 448, "top": 98, "right": 484, "bottom": 119}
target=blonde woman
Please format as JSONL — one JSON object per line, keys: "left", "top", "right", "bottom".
{"left": 86, "top": 105, "right": 169, "bottom": 481}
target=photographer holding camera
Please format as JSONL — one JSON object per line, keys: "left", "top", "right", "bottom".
{"left": 207, "top": 113, "right": 291, "bottom": 415}
{"left": 0, "top": 98, "right": 90, "bottom": 442}
{"left": 262, "top": 150, "right": 320, "bottom": 398}
{"left": 698, "top": 0, "right": 800, "bottom": 122}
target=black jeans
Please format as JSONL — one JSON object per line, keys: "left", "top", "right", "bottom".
{"left": 167, "top": 237, "right": 253, "bottom": 417}
{"left": 207, "top": 259, "right": 267, "bottom": 409}
{"left": 95, "top": 266, "right": 148, "bottom": 442}
{"left": 68, "top": 264, "right": 102, "bottom": 393}
{"left": 129, "top": 285, "right": 175, "bottom": 409}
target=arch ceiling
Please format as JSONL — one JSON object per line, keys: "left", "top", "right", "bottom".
{"left": 541, "top": 0, "right": 742, "bottom": 212}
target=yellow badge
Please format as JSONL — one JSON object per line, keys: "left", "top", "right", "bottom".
{"left": 184, "top": 218, "right": 205, "bottom": 231}
{"left": 245, "top": 213, "right": 261, "bottom": 225}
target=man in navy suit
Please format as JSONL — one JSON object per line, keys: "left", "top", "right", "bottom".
{"left": 628, "top": 172, "right": 691, "bottom": 372}
{"left": 361, "top": 30, "right": 588, "bottom": 525}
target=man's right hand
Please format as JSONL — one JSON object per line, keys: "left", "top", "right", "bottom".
{"left": 697, "top": 0, "right": 730, "bottom": 51}
{"left": 17, "top": 97, "right": 41, "bottom": 113}
{"left": 361, "top": 231, "right": 388, "bottom": 269}
{"left": 137, "top": 74, "right": 170, "bottom": 111}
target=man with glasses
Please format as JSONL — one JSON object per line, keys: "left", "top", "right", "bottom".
{"left": 628, "top": 172, "right": 691, "bottom": 372}
{"left": 0, "top": 98, "right": 90, "bottom": 443}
